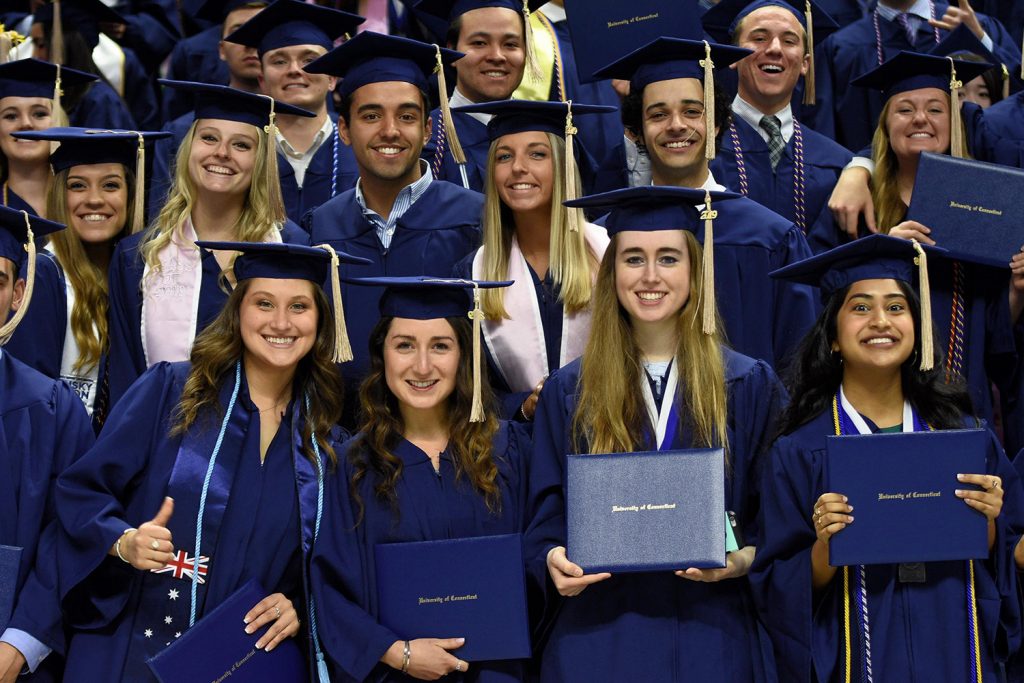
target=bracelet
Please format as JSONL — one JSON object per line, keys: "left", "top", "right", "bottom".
{"left": 115, "top": 528, "right": 136, "bottom": 564}
{"left": 401, "top": 640, "right": 411, "bottom": 673}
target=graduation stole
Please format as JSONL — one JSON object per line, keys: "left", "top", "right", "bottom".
{"left": 831, "top": 389, "right": 983, "bottom": 683}
{"left": 728, "top": 118, "right": 808, "bottom": 234}
{"left": 640, "top": 360, "right": 681, "bottom": 451}
{"left": 472, "top": 224, "right": 607, "bottom": 393}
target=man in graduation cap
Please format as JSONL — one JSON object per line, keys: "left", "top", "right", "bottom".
{"left": 599, "top": 30, "right": 817, "bottom": 370}
{"left": 704, "top": 0, "right": 855, "bottom": 254}
{"left": 413, "top": 0, "right": 540, "bottom": 191}
{"left": 303, "top": 31, "right": 483, "bottom": 428}
{"left": 0, "top": 205, "right": 94, "bottom": 682}
{"left": 223, "top": 0, "right": 364, "bottom": 223}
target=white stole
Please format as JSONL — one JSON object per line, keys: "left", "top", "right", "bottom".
{"left": 93, "top": 34, "right": 125, "bottom": 97}
{"left": 839, "top": 385, "right": 914, "bottom": 434}
{"left": 472, "top": 222, "right": 608, "bottom": 393}
{"left": 640, "top": 360, "right": 680, "bottom": 449}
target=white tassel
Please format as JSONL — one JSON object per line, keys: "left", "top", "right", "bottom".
{"left": 469, "top": 282, "right": 484, "bottom": 422}
{"left": 700, "top": 41, "right": 716, "bottom": 161}
{"left": 700, "top": 190, "right": 716, "bottom": 336}
{"left": 802, "top": 1, "right": 816, "bottom": 106}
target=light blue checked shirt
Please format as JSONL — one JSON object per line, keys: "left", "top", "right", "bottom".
{"left": 355, "top": 161, "right": 433, "bottom": 250}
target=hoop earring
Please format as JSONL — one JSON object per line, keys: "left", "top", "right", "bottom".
{"left": 909, "top": 348, "right": 919, "bottom": 368}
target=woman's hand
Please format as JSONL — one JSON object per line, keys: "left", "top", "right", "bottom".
{"left": 546, "top": 546, "right": 611, "bottom": 597}
{"left": 243, "top": 593, "right": 300, "bottom": 652}
{"left": 519, "top": 378, "right": 547, "bottom": 421}
{"left": 675, "top": 545, "right": 755, "bottom": 582}
{"left": 956, "top": 473, "right": 1003, "bottom": 522}
{"left": 828, "top": 166, "right": 876, "bottom": 239}
{"left": 1009, "top": 245, "right": 1024, "bottom": 324}
{"left": 382, "top": 638, "right": 468, "bottom": 680}
{"left": 813, "top": 493, "right": 853, "bottom": 545}
{"left": 113, "top": 497, "right": 176, "bottom": 570}
{"left": 887, "top": 220, "right": 935, "bottom": 245}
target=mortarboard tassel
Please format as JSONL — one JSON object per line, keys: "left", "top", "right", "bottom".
{"left": 563, "top": 101, "right": 581, "bottom": 233}
{"left": 468, "top": 281, "right": 484, "bottom": 422}
{"left": 0, "top": 212, "right": 36, "bottom": 345}
{"left": 259, "top": 94, "right": 285, "bottom": 202}
{"left": 0, "top": 25, "right": 25, "bottom": 64}
{"left": 947, "top": 58, "right": 967, "bottom": 159}
{"left": 802, "top": 1, "right": 816, "bottom": 106}
{"left": 131, "top": 132, "right": 146, "bottom": 233}
{"left": 433, "top": 45, "right": 468, "bottom": 175}
{"left": 1020, "top": 30, "right": 1023, "bottom": 80}
{"left": 521, "top": 1, "right": 542, "bottom": 82}
{"left": 700, "top": 41, "right": 716, "bottom": 161}
{"left": 700, "top": 190, "right": 717, "bottom": 336}
{"left": 51, "top": 0, "right": 64, "bottom": 66}
{"left": 911, "top": 240, "right": 934, "bottom": 371}
{"left": 52, "top": 63, "right": 66, "bottom": 128}
{"left": 1001, "top": 63, "right": 1010, "bottom": 101}
{"left": 316, "top": 243, "right": 353, "bottom": 363}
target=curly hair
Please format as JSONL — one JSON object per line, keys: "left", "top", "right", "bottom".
{"left": 620, "top": 79, "right": 734, "bottom": 153}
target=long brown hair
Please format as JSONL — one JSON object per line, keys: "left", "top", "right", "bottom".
{"left": 349, "top": 315, "right": 501, "bottom": 521}
{"left": 45, "top": 164, "right": 135, "bottom": 373}
{"left": 571, "top": 231, "right": 729, "bottom": 456}
{"left": 172, "top": 279, "right": 343, "bottom": 469}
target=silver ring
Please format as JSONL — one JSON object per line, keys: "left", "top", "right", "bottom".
{"left": 454, "top": 662, "right": 463, "bottom": 672}
{"left": 274, "top": 605, "right": 281, "bottom": 619}
{"left": 150, "top": 540, "right": 160, "bottom": 550}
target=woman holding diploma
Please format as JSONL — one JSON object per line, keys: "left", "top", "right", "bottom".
{"left": 525, "top": 186, "right": 786, "bottom": 682}
{"left": 55, "top": 241, "right": 365, "bottom": 682}
{"left": 310, "top": 276, "right": 532, "bottom": 682}
{"left": 750, "top": 234, "right": 1024, "bottom": 682}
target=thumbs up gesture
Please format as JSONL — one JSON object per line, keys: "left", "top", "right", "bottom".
{"left": 118, "top": 497, "right": 176, "bottom": 570}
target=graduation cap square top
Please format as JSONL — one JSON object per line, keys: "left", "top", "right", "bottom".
{"left": 195, "top": 0, "right": 270, "bottom": 23}
{"left": 305, "top": 31, "right": 463, "bottom": 99}
{"left": 34, "top": 0, "right": 126, "bottom": 49}
{"left": 701, "top": 0, "right": 840, "bottom": 45}
{"left": 452, "top": 99, "right": 617, "bottom": 141}
{"left": 0, "top": 58, "right": 96, "bottom": 100}
{"left": 160, "top": 79, "right": 315, "bottom": 128}
{"left": 412, "top": 0, "right": 545, "bottom": 24}
{"left": 13, "top": 127, "right": 171, "bottom": 173}
{"left": 222, "top": 0, "right": 364, "bottom": 56}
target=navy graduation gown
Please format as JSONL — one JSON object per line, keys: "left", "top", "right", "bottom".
{"left": 115, "top": 0, "right": 182, "bottom": 74}
{"left": 426, "top": 109, "right": 490, "bottom": 192}
{"left": 975, "top": 91, "right": 1024, "bottom": 168}
{"left": 0, "top": 186, "right": 37, "bottom": 216}
{"left": 711, "top": 116, "right": 853, "bottom": 254}
{"left": 279, "top": 118, "right": 360, "bottom": 224}
{"left": 0, "top": 352, "right": 94, "bottom": 682}
{"left": 310, "top": 424, "right": 530, "bottom": 682}
{"left": 750, "top": 409, "right": 1024, "bottom": 682}
{"left": 808, "top": 4, "right": 1020, "bottom": 151}
{"left": 105, "top": 223, "right": 309, "bottom": 407}
{"left": 69, "top": 81, "right": 136, "bottom": 130}
{"left": 524, "top": 350, "right": 785, "bottom": 682}
{"left": 164, "top": 25, "right": 228, "bottom": 122}
{"left": 121, "top": 47, "right": 161, "bottom": 131}
{"left": 305, "top": 180, "right": 482, "bottom": 422}
{"left": 57, "top": 361, "right": 335, "bottom": 682}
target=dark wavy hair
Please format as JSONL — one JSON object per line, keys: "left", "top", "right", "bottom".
{"left": 776, "top": 280, "right": 975, "bottom": 437}
{"left": 349, "top": 315, "right": 501, "bottom": 523}
{"left": 171, "top": 278, "right": 344, "bottom": 470}
{"left": 621, "top": 80, "right": 733, "bottom": 152}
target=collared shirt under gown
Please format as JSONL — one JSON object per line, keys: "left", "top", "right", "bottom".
{"left": 311, "top": 423, "right": 530, "bottom": 682}
{"left": 750, "top": 409, "right": 1024, "bottom": 682}
{"left": 524, "top": 349, "right": 785, "bottom": 682}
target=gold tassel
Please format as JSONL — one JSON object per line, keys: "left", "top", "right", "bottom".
{"left": 316, "top": 243, "right": 353, "bottom": 363}
{"left": 51, "top": 0, "right": 64, "bottom": 66}
{"left": 0, "top": 25, "right": 25, "bottom": 64}
{"left": 700, "top": 41, "right": 716, "bottom": 161}
{"left": 468, "top": 282, "right": 484, "bottom": 422}
{"left": 131, "top": 132, "right": 146, "bottom": 234}
{"left": 52, "top": 63, "right": 65, "bottom": 129}
{"left": 1002, "top": 63, "right": 1010, "bottom": 101}
{"left": 0, "top": 213, "right": 36, "bottom": 345}
{"left": 948, "top": 58, "right": 966, "bottom": 159}
{"left": 802, "top": 1, "right": 816, "bottom": 106}
{"left": 1020, "top": 29, "right": 1023, "bottom": 80}
{"left": 563, "top": 101, "right": 581, "bottom": 233}
{"left": 911, "top": 240, "right": 934, "bottom": 371}
{"left": 699, "top": 190, "right": 716, "bottom": 336}
{"left": 521, "top": 1, "right": 542, "bottom": 83}
{"left": 434, "top": 45, "right": 467, "bottom": 166}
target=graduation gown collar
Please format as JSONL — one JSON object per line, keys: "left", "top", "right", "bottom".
{"left": 838, "top": 384, "right": 915, "bottom": 434}
{"left": 324, "top": 180, "right": 480, "bottom": 241}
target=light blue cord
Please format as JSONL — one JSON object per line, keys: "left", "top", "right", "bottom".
{"left": 330, "top": 124, "right": 340, "bottom": 200}
{"left": 189, "top": 361, "right": 242, "bottom": 627}
{"left": 304, "top": 393, "right": 330, "bottom": 683}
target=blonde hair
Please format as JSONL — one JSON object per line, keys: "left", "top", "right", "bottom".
{"left": 571, "top": 231, "right": 729, "bottom": 457}
{"left": 141, "top": 119, "right": 285, "bottom": 271}
{"left": 479, "top": 133, "right": 597, "bottom": 320}
{"left": 46, "top": 164, "right": 135, "bottom": 373}
{"left": 871, "top": 93, "right": 970, "bottom": 231}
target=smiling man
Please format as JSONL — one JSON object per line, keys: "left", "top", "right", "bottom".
{"left": 225, "top": 0, "right": 365, "bottom": 223}
{"left": 703, "top": 0, "right": 854, "bottom": 254}
{"left": 303, "top": 32, "right": 483, "bottom": 428}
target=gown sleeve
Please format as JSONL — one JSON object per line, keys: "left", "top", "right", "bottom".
{"left": 105, "top": 240, "right": 147, "bottom": 407}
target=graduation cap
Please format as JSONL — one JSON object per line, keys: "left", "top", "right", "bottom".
{"left": 565, "top": 186, "right": 742, "bottom": 336}
{"left": 0, "top": 205, "right": 66, "bottom": 345}
{"left": 929, "top": 24, "right": 1008, "bottom": 100}
{"left": 413, "top": 0, "right": 547, "bottom": 81}
{"left": 770, "top": 233, "right": 941, "bottom": 371}
{"left": 346, "top": 275, "right": 513, "bottom": 421}
{"left": 0, "top": 58, "right": 97, "bottom": 125}
{"left": 222, "top": 0, "right": 364, "bottom": 57}
{"left": 13, "top": 127, "right": 172, "bottom": 234}
{"left": 453, "top": 99, "right": 615, "bottom": 232}
{"left": 851, "top": 50, "right": 992, "bottom": 159}
{"left": 701, "top": 0, "right": 839, "bottom": 105}
{"left": 593, "top": 37, "right": 752, "bottom": 161}
{"left": 34, "top": 0, "right": 125, "bottom": 56}
{"left": 194, "top": 0, "right": 269, "bottom": 24}
{"left": 197, "top": 241, "right": 371, "bottom": 363}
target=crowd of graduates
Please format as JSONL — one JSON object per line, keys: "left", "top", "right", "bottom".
{"left": 1, "top": 0, "right": 1024, "bottom": 680}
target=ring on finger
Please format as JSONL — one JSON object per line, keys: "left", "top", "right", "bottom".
{"left": 454, "top": 662, "right": 463, "bottom": 672}
{"left": 274, "top": 605, "right": 281, "bottom": 619}
{"left": 150, "top": 540, "right": 159, "bottom": 550}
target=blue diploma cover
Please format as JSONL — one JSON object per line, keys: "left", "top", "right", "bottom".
{"left": 146, "top": 579, "right": 305, "bottom": 682}
{"left": 907, "top": 152, "right": 1024, "bottom": 269}
{"left": 375, "top": 534, "right": 531, "bottom": 662}
{"left": 825, "top": 429, "right": 989, "bottom": 566}
{"left": 566, "top": 448, "right": 726, "bottom": 573}
{"left": 0, "top": 545, "right": 21, "bottom": 632}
